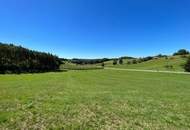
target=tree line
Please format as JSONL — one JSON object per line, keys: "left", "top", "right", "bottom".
{"left": 112, "top": 56, "right": 154, "bottom": 65}
{"left": 70, "top": 58, "right": 111, "bottom": 65}
{"left": 0, "top": 43, "right": 62, "bottom": 73}
{"left": 1, "top": 43, "right": 190, "bottom": 73}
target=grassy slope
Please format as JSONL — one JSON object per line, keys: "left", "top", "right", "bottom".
{"left": 105, "top": 56, "right": 188, "bottom": 71}
{"left": 0, "top": 70, "right": 190, "bottom": 129}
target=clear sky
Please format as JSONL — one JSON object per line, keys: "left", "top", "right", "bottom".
{"left": 0, "top": 0, "right": 190, "bottom": 58}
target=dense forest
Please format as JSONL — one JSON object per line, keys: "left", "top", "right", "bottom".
{"left": 0, "top": 43, "right": 62, "bottom": 73}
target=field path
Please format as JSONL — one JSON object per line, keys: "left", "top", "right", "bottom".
{"left": 105, "top": 67, "right": 190, "bottom": 75}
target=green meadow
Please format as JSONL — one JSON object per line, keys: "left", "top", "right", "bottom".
{"left": 0, "top": 69, "right": 190, "bottom": 129}
{"left": 105, "top": 56, "right": 187, "bottom": 72}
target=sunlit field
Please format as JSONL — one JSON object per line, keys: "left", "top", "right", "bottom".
{"left": 1, "top": 69, "right": 190, "bottom": 129}
{"left": 104, "top": 55, "right": 188, "bottom": 72}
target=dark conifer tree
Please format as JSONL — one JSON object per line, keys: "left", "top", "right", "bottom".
{"left": 0, "top": 43, "right": 61, "bottom": 73}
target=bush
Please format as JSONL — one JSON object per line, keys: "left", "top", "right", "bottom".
{"left": 164, "top": 65, "right": 173, "bottom": 69}
{"left": 113, "top": 60, "right": 117, "bottom": 65}
{"left": 138, "top": 58, "right": 143, "bottom": 63}
{"left": 184, "top": 57, "right": 190, "bottom": 72}
{"left": 132, "top": 59, "right": 137, "bottom": 64}
{"left": 101, "top": 63, "right": 105, "bottom": 67}
{"left": 135, "top": 56, "right": 153, "bottom": 63}
{"left": 119, "top": 58, "right": 123, "bottom": 64}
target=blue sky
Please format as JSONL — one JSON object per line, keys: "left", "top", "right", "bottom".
{"left": 0, "top": 0, "right": 190, "bottom": 58}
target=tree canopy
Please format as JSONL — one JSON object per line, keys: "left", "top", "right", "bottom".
{"left": 173, "top": 49, "right": 189, "bottom": 56}
{"left": 70, "top": 58, "right": 110, "bottom": 65}
{"left": 0, "top": 43, "right": 61, "bottom": 73}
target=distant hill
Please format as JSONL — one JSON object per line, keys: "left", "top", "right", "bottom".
{"left": 61, "top": 49, "right": 190, "bottom": 72}
{"left": 105, "top": 55, "right": 189, "bottom": 72}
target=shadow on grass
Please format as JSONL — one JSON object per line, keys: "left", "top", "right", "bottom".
{"left": 0, "top": 69, "right": 68, "bottom": 75}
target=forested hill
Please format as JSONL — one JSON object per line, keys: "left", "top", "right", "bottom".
{"left": 0, "top": 43, "right": 62, "bottom": 73}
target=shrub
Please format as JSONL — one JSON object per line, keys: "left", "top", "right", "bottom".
{"left": 113, "top": 60, "right": 117, "bottom": 65}
{"left": 127, "top": 61, "right": 131, "bottom": 65}
{"left": 132, "top": 59, "right": 137, "bottom": 64}
{"left": 184, "top": 57, "right": 190, "bottom": 72}
{"left": 101, "top": 62, "right": 105, "bottom": 67}
{"left": 119, "top": 58, "right": 123, "bottom": 64}
{"left": 164, "top": 65, "right": 173, "bottom": 69}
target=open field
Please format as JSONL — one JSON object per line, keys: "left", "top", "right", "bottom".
{"left": 105, "top": 56, "right": 188, "bottom": 72}
{"left": 0, "top": 69, "right": 190, "bottom": 129}
{"left": 61, "top": 63, "right": 103, "bottom": 70}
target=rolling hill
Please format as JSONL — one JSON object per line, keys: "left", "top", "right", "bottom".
{"left": 104, "top": 55, "right": 189, "bottom": 72}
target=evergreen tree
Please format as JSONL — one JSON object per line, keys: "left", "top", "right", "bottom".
{"left": 0, "top": 43, "right": 61, "bottom": 73}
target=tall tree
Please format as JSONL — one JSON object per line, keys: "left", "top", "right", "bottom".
{"left": 0, "top": 43, "right": 61, "bottom": 73}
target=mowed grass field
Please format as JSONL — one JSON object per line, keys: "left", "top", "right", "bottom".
{"left": 0, "top": 69, "right": 190, "bottom": 129}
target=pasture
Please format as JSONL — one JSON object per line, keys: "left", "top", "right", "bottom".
{"left": 0, "top": 69, "right": 190, "bottom": 129}
{"left": 105, "top": 56, "right": 187, "bottom": 72}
